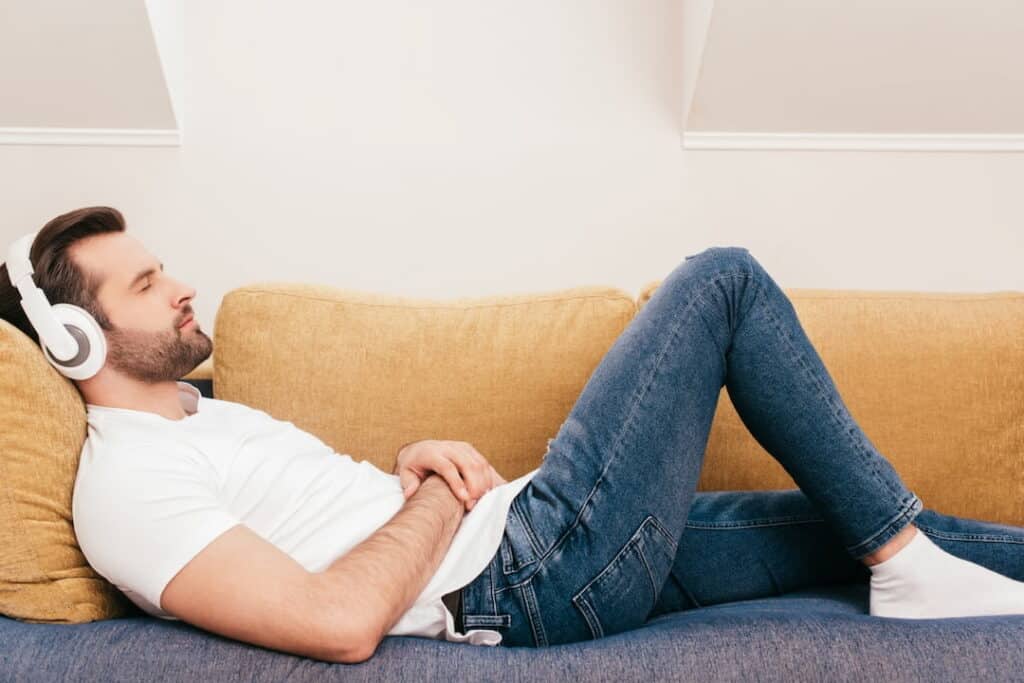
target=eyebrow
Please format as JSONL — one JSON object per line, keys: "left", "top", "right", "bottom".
{"left": 128, "top": 262, "right": 164, "bottom": 290}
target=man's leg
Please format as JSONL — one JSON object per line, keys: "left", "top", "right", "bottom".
{"left": 463, "top": 245, "right": 920, "bottom": 646}
{"left": 458, "top": 246, "right": 1012, "bottom": 647}
{"left": 649, "top": 488, "right": 1024, "bottom": 617}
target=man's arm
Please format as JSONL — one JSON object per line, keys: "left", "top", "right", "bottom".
{"left": 313, "top": 473, "right": 465, "bottom": 662}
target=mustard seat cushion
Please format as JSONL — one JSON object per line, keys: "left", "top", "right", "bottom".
{"left": 0, "top": 320, "right": 137, "bottom": 623}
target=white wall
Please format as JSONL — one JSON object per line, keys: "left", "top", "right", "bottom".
{"left": 1, "top": 1, "right": 1021, "bottom": 333}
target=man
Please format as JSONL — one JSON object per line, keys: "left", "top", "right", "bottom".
{"left": 4, "top": 206, "right": 1024, "bottom": 664}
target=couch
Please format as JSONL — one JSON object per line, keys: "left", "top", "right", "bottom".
{"left": 2, "top": 272, "right": 1023, "bottom": 681}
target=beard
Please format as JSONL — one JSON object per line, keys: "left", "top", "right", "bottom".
{"left": 102, "top": 320, "right": 213, "bottom": 383}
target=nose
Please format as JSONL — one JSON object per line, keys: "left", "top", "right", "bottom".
{"left": 173, "top": 279, "right": 196, "bottom": 309}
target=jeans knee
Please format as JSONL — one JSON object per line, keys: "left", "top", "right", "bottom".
{"left": 684, "top": 246, "right": 753, "bottom": 278}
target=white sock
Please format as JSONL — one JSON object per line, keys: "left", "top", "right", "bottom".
{"left": 869, "top": 527, "right": 1024, "bottom": 619}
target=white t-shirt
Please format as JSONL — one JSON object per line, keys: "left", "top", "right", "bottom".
{"left": 72, "top": 381, "right": 538, "bottom": 646}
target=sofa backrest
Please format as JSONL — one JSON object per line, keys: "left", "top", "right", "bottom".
{"left": 210, "top": 281, "right": 637, "bottom": 481}
{"left": 211, "top": 281, "right": 1024, "bottom": 527}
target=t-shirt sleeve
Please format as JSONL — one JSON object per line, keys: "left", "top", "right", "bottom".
{"left": 72, "top": 443, "right": 242, "bottom": 617}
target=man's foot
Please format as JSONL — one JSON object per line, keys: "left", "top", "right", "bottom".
{"left": 869, "top": 526, "right": 1024, "bottom": 618}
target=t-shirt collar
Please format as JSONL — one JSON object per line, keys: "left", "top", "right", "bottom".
{"left": 86, "top": 381, "right": 202, "bottom": 421}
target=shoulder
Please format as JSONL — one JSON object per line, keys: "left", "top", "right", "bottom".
{"left": 74, "top": 439, "right": 208, "bottom": 512}
{"left": 201, "top": 396, "right": 278, "bottom": 424}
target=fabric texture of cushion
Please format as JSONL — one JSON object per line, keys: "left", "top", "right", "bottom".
{"left": 5, "top": 584, "right": 1024, "bottom": 681}
{"left": 0, "top": 320, "right": 139, "bottom": 623}
{"left": 212, "top": 282, "right": 638, "bottom": 479}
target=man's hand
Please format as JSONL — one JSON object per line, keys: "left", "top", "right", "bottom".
{"left": 393, "top": 440, "right": 508, "bottom": 511}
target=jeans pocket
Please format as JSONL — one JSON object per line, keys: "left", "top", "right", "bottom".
{"left": 571, "top": 515, "right": 678, "bottom": 640}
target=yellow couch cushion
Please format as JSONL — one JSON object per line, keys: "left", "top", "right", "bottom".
{"left": 0, "top": 320, "right": 137, "bottom": 623}
{"left": 637, "top": 282, "right": 1024, "bottom": 527}
{"left": 213, "top": 282, "right": 638, "bottom": 479}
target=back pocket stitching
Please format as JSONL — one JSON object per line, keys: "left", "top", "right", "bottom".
{"left": 570, "top": 515, "right": 676, "bottom": 640}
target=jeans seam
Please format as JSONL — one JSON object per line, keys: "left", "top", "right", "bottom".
{"left": 752, "top": 265, "right": 911, "bottom": 519}
{"left": 514, "top": 495, "right": 544, "bottom": 561}
{"left": 846, "top": 494, "right": 922, "bottom": 558}
{"left": 647, "top": 513, "right": 680, "bottom": 555}
{"left": 913, "top": 522, "right": 1024, "bottom": 544}
{"left": 637, "top": 544, "right": 659, "bottom": 599}
{"left": 535, "top": 266, "right": 756, "bottom": 569}
{"left": 684, "top": 517, "right": 825, "bottom": 529}
{"left": 520, "top": 581, "right": 548, "bottom": 647}
{"left": 575, "top": 594, "right": 604, "bottom": 639}
{"left": 679, "top": 579, "right": 703, "bottom": 608}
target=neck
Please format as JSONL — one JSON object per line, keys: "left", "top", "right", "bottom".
{"left": 77, "top": 373, "right": 188, "bottom": 421}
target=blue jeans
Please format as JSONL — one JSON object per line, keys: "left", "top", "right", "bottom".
{"left": 459, "top": 246, "right": 1024, "bottom": 647}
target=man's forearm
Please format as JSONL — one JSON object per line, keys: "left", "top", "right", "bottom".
{"left": 315, "top": 474, "right": 465, "bottom": 654}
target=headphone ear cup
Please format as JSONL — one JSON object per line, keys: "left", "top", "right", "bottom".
{"left": 41, "top": 304, "right": 108, "bottom": 381}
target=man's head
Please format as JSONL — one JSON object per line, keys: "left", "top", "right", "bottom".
{"left": 0, "top": 206, "right": 212, "bottom": 389}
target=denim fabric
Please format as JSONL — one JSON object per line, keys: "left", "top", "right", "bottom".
{"left": 459, "top": 246, "right": 1024, "bottom": 648}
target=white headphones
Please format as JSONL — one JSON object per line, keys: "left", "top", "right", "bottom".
{"left": 5, "top": 231, "right": 107, "bottom": 380}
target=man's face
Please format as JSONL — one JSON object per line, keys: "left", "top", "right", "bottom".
{"left": 75, "top": 232, "right": 212, "bottom": 383}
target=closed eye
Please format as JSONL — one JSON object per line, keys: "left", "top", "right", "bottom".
{"left": 137, "top": 263, "right": 162, "bottom": 293}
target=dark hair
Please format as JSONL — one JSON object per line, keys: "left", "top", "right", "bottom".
{"left": 0, "top": 206, "right": 124, "bottom": 347}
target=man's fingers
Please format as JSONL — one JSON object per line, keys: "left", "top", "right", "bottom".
{"left": 450, "top": 442, "right": 493, "bottom": 500}
{"left": 430, "top": 456, "right": 470, "bottom": 500}
{"left": 398, "top": 469, "right": 421, "bottom": 498}
{"left": 461, "top": 443, "right": 507, "bottom": 490}
{"left": 400, "top": 441, "right": 501, "bottom": 507}
{"left": 488, "top": 465, "right": 508, "bottom": 488}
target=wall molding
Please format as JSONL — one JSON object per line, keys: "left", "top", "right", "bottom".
{"left": 683, "top": 132, "right": 1024, "bottom": 152}
{"left": 5, "top": 129, "right": 1020, "bottom": 152}
{"left": 0, "top": 127, "right": 181, "bottom": 147}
